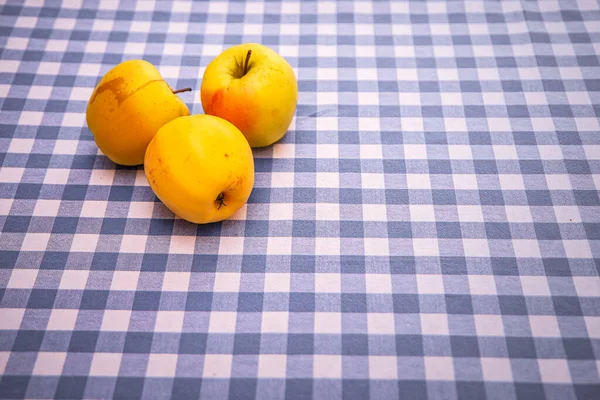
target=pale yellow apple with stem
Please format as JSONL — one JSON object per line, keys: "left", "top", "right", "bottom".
{"left": 201, "top": 43, "right": 298, "bottom": 148}
{"left": 86, "top": 60, "right": 191, "bottom": 166}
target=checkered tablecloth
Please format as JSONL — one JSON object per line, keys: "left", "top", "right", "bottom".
{"left": 1, "top": 0, "right": 599, "bottom": 399}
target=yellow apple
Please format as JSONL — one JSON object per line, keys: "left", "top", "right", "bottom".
{"left": 144, "top": 114, "right": 254, "bottom": 224}
{"left": 86, "top": 59, "right": 191, "bottom": 166}
{"left": 201, "top": 43, "right": 298, "bottom": 148}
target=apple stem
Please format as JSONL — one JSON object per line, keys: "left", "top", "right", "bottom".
{"left": 216, "top": 192, "right": 227, "bottom": 209}
{"left": 243, "top": 50, "right": 252, "bottom": 76}
{"left": 172, "top": 87, "right": 192, "bottom": 94}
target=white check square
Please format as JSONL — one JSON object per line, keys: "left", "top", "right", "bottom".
{"left": 0, "top": 199, "right": 12, "bottom": 215}
{"left": 89, "top": 169, "right": 115, "bottom": 186}
{"left": 8, "top": 138, "right": 34, "bottom": 153}
{"left": 448, "top": 145, "right": 473, "bottom": 159}
{"left": 314, "top": 312, "right": 341, "bottom": 334}
{"left": 362, "top": 204, "right": 387, "bottom": 221}
{"left": 520, "top": 276, "right": 550, "bottom": 296}
{"left": 545, "top": 175, "right": 572, "bottom": 190}
{"left": 365, "top": 273, "right": 392, "bottom": 293}
{"left": 452, "top": 174, "right": 478, "bottom": 190}
{"left": 264, "top": 273, "right": 291, "bottom": 292}
{"left": 417, "top": 274, "right": 445, "bottom": 294}
{"left": 71, "top": 234, "right": 99, "bottom": 253}
{"left": 218, "top": 237, "right": 244, "bottom": 255}
{"left": 538, "top": 359, "right": 571, "bottom": 383}
{"left": 313, "top": 355, "right": 341, "bottom": 378}
{"left": 119, "top": 235, "right": 147, "bottom": 253}
{"left": 406, "top": 174, "right": 431, "bottom": 189}
{"left": 18, "top": 112, "right": 44, "bottom": 126}
{"left": 468, "top": 275, "right": 497, "bottom": 295}
{"left": 359, "top": 118, "right": 381, "bottom": 132}
{"left": 413, "top": 238, "right": 439, "bottom": 256}
{"left": 162, "top": 272, "right": 190, "bottom": 292}
{"left": 169, "top": 236, "right": 196, "bottom": 254}
{"left": 59, "top": 270, "right": 89, "bottom": 289}
{"left": 474, "top": 315, "right": 505, "bottom": 336}
{"left": 269, "top": 203, "right": 293, "bottom": 220}
{"left": 499, "top": 174, "right": 525, "bottom": 190}
{"left": 364, "top": 238, "right": 389, "bottom": 256}
{"left": 53, "top": 140, "right": 79, "bottom": 155}
{"left": 584, "top": 317, "right": 600, "bottom": 338}
{"left": 425, "top": 357, "right": 454, "bottom": 381}
{"left": 81, "top": 201, "right": 107, "bottom": 218}
{"left": 481, "top": 358, "right": 513, "bottom": 382}
{"left": 267, "top": 237, "right": 292, "bottom": 255}
{"left": 0, "top": 352, "right": 9, "bottom": 375}
{"left": 202, "top": 355, "right": 232, "bottom": 378}
{"left": 258, "top": 355, "right": 287, "bottom": 378}
{"left": 110, "top": 271, "right": 140, "bottom": 291}
{"left": 529, "top": 316, "right": 561, "bottom": 337}
{"left": 493, "top": 145, "right": 518, "bottom": 159}
{"left": 572, "top": 276, "right": 600, "bottom": 297}
{"left": 315, "top": 238, "right": 340, "bottom": 256}
{"left": 316, "top": 204, "right": 340, "bottom": 221}
{"left": 0, "top": 168, "right": 24, "bottom": 183}
{"left": 505, "top": 206, "right": 533, "bottom": 223}
{"left": 410, "top": 205, "right": 435, "bottom": 221}
{"left": 369, "top": 356, "right": 398, "bottom": 379}
{"left": 421, "top": 314, "right": 449, "bottom": 335}
{"left": 367, "top": 313, "right": 395, "bottom": 334}
{"left": 209, "top": 312, "right": 237, "bottom": 333}
{"left": 90, "top": 353, "right": 122, "bottom": 376}
{"left": 271, "top": 172, "right": 295, "bottom": 188}
{"left": 155, "top": 311, "right": 185, "bottom": 333}
{"left": 316, "top": 144, "right": 338, "bottom": 159}
{"left": 361, "top": 173, "right": 385, "bottom": 189}
{"left": 262, "top": 312, "right": 289, "bottom": 333}
{"left": 315, "top": 273, "right": 341, "bottom": 293}
{"left": 7, "top": 269, "right": 38, "bottom": 289}
{"left": 101, "top": 310, "right": 131, "bottom": 331}
{"left": 0, "top": 309, "right": 25, "bottom": 330}
{"left": 512, "top": 240, "right": 541, "bottom": 258}
{"left": 47, "top": 309, "right": 78, "bottom": 331}
{"left": 563, "top": 240, "right": 593, "bottom": 259}
{"left": 33, "top": 352, "right": 67, "bottom": 376}
{"left": 213, "top": 272, "right": 241, "bottom": 292}
{"left": 147, "top": 354, "right": 178, "bottom": 377}
{"left": 457, "top": 205, "right": 484, "bottom": 222}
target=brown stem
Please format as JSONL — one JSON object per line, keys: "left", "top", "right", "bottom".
{"left": 216, "top": 192, "right": 227, "bottom": 210}
{"left": 171, "top": 87, "right": 192, "bottom": 94}
{"left": 243, "top": 50, "right": 252, "bottom": 75}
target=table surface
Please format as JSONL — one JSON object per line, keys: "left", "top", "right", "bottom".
{"left": 1, "top": 0, "right": 600, "bottom": 399}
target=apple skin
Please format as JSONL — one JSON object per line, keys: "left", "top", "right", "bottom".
{"left": 86, "top": 60, "right": 190, "bottom": 166}
{"left": 201, "top": 43, "right": 298, "bottom": 148}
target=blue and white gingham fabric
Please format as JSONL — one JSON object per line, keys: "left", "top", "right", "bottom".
{"left": 1, "top": 0, "right": 600, "bottom": 399}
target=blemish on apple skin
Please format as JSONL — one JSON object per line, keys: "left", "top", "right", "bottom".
{"left": 234, "top": 175, "right": 245, "bottom": 187}
{"left": 90, "top": 77, "right": 164, "bottom": 106}
{"left": 224, "top": 153, "right": 229, "bottom": 158}
{"left": 89, "top": 76, "right": 126, "bottom": 105}
{"left": 209, "top": 88, "right": 225, "bottom": 112}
